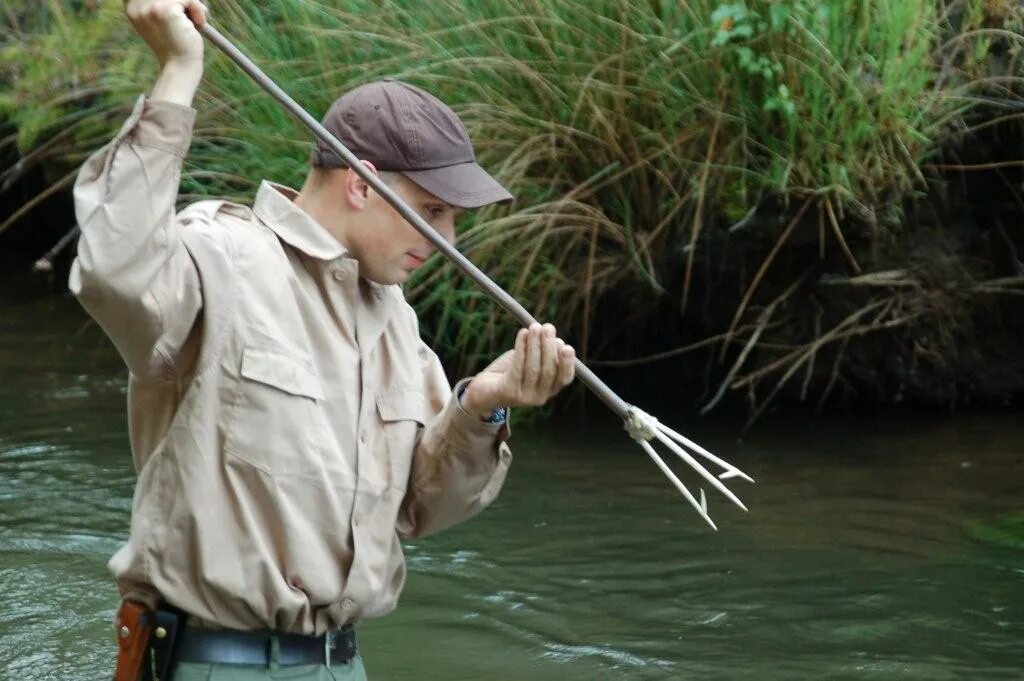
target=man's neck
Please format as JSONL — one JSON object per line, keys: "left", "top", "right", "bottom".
{"left": 294, "top": 184, "right": 350, "bottom": 249}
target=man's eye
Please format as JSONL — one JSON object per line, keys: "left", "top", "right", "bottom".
{"left": 427, "top": 207, "right": 444, "bottom": 219}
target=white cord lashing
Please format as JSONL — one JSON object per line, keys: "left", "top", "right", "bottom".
{"left": 625, "top": 406, "right": 661, "bottom": 442}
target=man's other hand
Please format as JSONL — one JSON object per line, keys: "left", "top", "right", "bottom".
{"left": 125, "top": 0, "right": 207, "bottom": 69}
{"left": 126, "top": 0, "right": 208, "bottom": 106}
{"left": 461, "top": 323, "right": 576, "bottom": 417}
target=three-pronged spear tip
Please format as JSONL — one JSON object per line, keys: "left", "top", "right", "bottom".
{"left": 197, "top": 18, "right": 755, "bottom": 528}
{"left": 625, "top": 407, "right": 754, "bottom": 530}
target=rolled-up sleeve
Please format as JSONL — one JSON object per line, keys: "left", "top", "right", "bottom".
{"left": 69, "top": 95, "right": 202, "bottom": 380}
{"left": 398, "top": 343, "right": 513, "bottom": 539}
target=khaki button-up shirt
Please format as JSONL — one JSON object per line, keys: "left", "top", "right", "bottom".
{"left": 69, "top": 96, "right": 512, "bottom": 634}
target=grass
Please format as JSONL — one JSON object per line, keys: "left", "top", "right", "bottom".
{"left": 2, "top": 0, "right": 1022, "bottom": 418}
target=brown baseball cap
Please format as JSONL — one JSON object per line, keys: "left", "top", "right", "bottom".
{"left": 311, "top": 79, "right": 513, "bottom": 209}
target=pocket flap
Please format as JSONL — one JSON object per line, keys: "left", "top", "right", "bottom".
{"left": 240, "top": 347, "right": 324, "bottom": 400}
{"left": 376, "top": 388, "right": 428, "bottom": 424}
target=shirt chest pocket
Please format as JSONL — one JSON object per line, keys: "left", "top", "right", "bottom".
{"left": 376, "top": 387, "right": 427, "bottom": 491}
{"left": 225, "top": 347, "right": 328, "bottom": 477}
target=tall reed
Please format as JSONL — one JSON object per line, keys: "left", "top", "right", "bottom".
{"left": 3, "top": 0, "right": 1020, "bottom": 415}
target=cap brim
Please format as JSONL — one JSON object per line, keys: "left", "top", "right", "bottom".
{"left": 402, "top": 162, "right": 513, "bottom": 209}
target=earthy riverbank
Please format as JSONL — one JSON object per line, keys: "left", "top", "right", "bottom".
{"left": 2, "top": 1, "right": 1022, "bottom": 422}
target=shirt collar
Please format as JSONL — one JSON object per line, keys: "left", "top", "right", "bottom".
{"left": 251, "top": 180, "right": 347, "bottom": 261}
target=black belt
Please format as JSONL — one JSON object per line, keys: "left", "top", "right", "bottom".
{"left": 147, "top": 608, "right": 357, "bottom": 678}
{"left": 177, "top": 625, "right": 357, "bottom": 666}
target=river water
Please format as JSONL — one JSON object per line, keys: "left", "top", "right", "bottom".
{"left": 1, "top": 279, "right": 1021, "bottom": 680}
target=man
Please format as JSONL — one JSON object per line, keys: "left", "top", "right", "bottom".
{"left": 71, "top": 1, "right": 576, "bottom": 679}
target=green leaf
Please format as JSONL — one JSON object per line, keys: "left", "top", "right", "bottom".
{"left": 970, "top": 512, "right": 1024, "bottom": 550}
{"left": 769, "top": 5, "right": 790, "bottom": 32}
{"left": 733, "top": 23, "right": 754, "bottom": 39}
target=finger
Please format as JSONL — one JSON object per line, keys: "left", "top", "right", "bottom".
{"left": 523, "top": 323, "right": 542, "bottom": 393}
{"left": 538, "top": 324, "right": 558, "bottom": 394}
{"left": 509, "top": 328, "right": 527, "bottom": 386}
{"left": 185, "top": 0, "right": 207, "bottom": 27}
{"left": 555, "top": 343, "right": 576, "bottom": 389}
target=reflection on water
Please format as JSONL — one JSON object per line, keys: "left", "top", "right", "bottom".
{"left": 1, "top": 280, "right": 1022, "bottom": 680}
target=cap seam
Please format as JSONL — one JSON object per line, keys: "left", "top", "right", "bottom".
{"left": 397, "top": 88, "right": 422, "bottom": 166}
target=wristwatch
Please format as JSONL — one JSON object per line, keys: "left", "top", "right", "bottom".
{"left": 484, "top": 406, "right": 509, "bottom": 424}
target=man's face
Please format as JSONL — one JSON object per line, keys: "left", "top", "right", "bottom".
{"left": 347, "top": 174, "right": 461, "bottom": 285}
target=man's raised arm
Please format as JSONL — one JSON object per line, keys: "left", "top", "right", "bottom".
{"left": 69, "top": 1, "right": 211, "bottom": 379}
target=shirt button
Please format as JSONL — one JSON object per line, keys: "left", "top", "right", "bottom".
{"left": 359, "top": 430, "right": 368, "bottom": 444}
{"left": 332, "top": 268, "right": 347, "bottom": 282}
{"left": 374, "top": 289, "right": 384, "bottom": 300}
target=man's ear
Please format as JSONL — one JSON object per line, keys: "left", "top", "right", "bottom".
{"left": 344, "top": 160, "right": 379, "bottom": 210}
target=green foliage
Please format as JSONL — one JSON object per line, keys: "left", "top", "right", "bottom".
{"left": 3, "top": 1, "right": 1020, "bottom": 408}
{"left": 970, "top": 511, "right": 1024, "bottom": 550}
{"left": 710, "top": 1, "right": 828, "bottom": 118}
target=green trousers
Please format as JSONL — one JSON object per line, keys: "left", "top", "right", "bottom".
{"left": 171, "top": 652, "right": 368, "bottom": 680}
